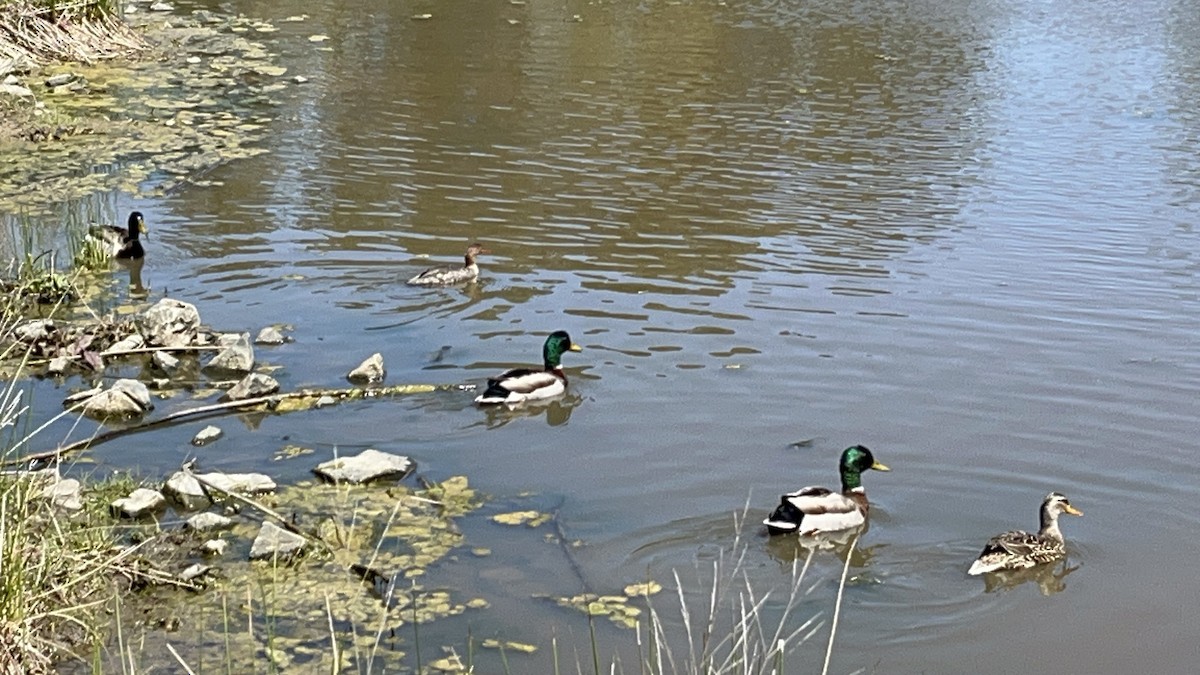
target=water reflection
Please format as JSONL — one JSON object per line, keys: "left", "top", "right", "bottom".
{"left": 470, "top": 393, "right": 582, "bottom": 429}
{"left": 119, "top": 257, "right": 150, "bottom": 297}
{"left": 763, "top": 524, "right": 883, "bottom": 571}
{"left": 978, "top": 560, "right": 1080, "bottom": 597}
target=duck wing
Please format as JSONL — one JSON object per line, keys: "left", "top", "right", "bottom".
{"left": 979, "top": 530, "right": 1042, "bottom": 557}
{"left": 763, "top": 486, "right": 865, "bottom": 535}
{"left": 968, "top": 530, "right": 1062, "bottom": 575}
{"left": 406, "top": 265, "right": 453, "bottom": 285}
{"left": 87, "top": 225, "right": 129, "bottom": 256}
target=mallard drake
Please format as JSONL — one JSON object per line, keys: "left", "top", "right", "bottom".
{"left": 967, "top": 492, "right": 1082, "bottom": 575}
{"left": 763, "top": 445, "right": 890, "bottom": 536}
{"left": 406, "top": 243, "right": 489, "bottom": 285}
{"left": 88, "top": 211, "right": 148, "bottom": 259}
{"left": 474, "top": 331, "right": 582, "bottom": 405}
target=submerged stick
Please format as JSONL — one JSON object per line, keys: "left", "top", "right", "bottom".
{"left": 6, "top": 382, "right": 460, "bottom": 467}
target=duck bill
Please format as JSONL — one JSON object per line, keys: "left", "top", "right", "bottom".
{"left": 568, "top": 343, "right": 583, "bottom": 352}
{"left": 1064, "top": 505, "right": 1083, "bottom": 516}
{"left": 871, "top": 461, "right": 891, "bottom": 472}
{"left": 138, "top": 220, "right": 149, "bottom": 237}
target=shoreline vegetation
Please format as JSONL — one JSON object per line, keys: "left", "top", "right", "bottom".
{"left": 0, "top": 0, "right": 145, "bottom": 146}
{"left": 0, "top": 0, "right": 145, "bottom": 63}
{"left": 1, "top": 2, "right": 854, "bottom": 673}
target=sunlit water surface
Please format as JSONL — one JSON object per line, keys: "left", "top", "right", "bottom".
{"left": 17, "top": 0, "right": 1200, "bottom": 671}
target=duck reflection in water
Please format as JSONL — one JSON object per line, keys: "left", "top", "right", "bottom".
{"left": 121, "top": 256, "right": 150, "bottom": 297}
{"left": 764, "top": 522, "right": 882, "bottom": 572}
{"left": 980, "top": 558, "right": 1080, "bottom": 596}
{"left": 475, "top": 392, "right": 582, "bottom": 429}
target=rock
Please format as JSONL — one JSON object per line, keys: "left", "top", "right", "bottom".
{"left": 179, "top": 563, "right": 210, "bottom": 582}
{"left": 201, "top": 539, "right": 228, "bottom": 556}
{"left": 347, "top": 353, "right": 385, "bottom": 384}
{"left": 254, "top": 326, "right": 286, "bottom": 345}
{"left": 315, "top": 395, "right": 337, "bottom": 408}
{"left": 164, "top": 470, "right": 277, "bottom": 507}
{"left": 293, "top": 75, "right": 308, "bottom": 84}
{"left": 46, "top": 356, "right": 71, "bottom": 376}
{"left": 109, "top": 333, "right": 145, "bottom": 353}
{"left": 191, "top": 425, "right": 223, "bottom": 446}
{"left": 313, "top": 449, "right": 414, "bottom": 484}
{"left": 0, "top": 83, "right": 34, "bottom": 98}
{"left": 187, "top": 512, "right": 233, "bottom": 531}
{"left": 44, "top": 73, "right": 77, "bottom": 88}
{"left": 81, "top": 379, "right": 153, "bottom": 417}
{"left": 149, "top": 2, "right": 174, "bottom": 11}
{"left": 221, "top": 373, "right": 279, "bottom": 401}
{"left": 204, "top": 332, "right": 254, "bottom": 372}
{"left": 42, "top": 477, "right": 82, "bottom": 511}
{"left": 111, "top": 488, "right": 166, "bottom": 518}
{"left": 139, "top": 298, "right": 201, "bottom": 348}
{"left": 13, "top": 319, "right": 53, "bottom": 343}
{"left": 152, "top": 349, "right": 180, "bottom": 373}
{"left": 249, "top": 521, "right": 306, "bottom": 560}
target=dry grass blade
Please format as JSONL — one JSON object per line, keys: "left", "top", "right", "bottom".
{"left": 821, "top": 534, "right": 859, "bottom": 675}
{"left": 634, "top": 503, "right": 833, "bottom": 675}
{"left": 0, "top": 1, "right": 146, "bottom": 64}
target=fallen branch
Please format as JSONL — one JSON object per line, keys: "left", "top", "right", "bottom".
{"left": 5, "top": 382, "right": 463, "bottom": 467}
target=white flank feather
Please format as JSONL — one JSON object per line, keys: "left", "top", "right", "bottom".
{"left": 473, "top": 371, "right": 564, "bottom": 404}
{"left": 407, "top": 263, "right": 478, "bottom": 286}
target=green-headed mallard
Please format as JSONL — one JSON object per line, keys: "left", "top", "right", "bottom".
{"left": 967, "top": 492, "right": 1082, "bottom": 575}
{"left": 407, "top": 243, "right": 489, "bottom": 286}
{"left": 474, "top": 331, "right": 583, "bottom": 405}
{"left": 89, "top": 211, "right": 148, "bottom": 260}
{"left": 763, "top": 445, "right": 890, "bottom": 536}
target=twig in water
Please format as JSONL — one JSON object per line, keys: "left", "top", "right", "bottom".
{"left": 6, "top": 382, "right": 458, "bottom": 467}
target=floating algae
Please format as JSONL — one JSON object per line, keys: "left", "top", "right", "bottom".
{"left": 116, "top": 476, "right": 483, "bottom": 671}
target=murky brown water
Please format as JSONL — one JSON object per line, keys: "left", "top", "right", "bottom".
{"left": 14, "top": 0, "right": 1200, "bottom": 671}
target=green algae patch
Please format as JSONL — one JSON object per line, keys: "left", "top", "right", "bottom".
{"left": 112, "top": 475, "right": 483, "bottom": 672}
{"left": 623, "top": 580, "right": 663, "bottom": 597}
{"left": 491, "top": 509, "right": 551, "bottom": 527}
{"left": 553, "top": 591, "right": 644, "bottom": 629}
{"left": 481, "top": 638, "right": 538, "bottom": 653}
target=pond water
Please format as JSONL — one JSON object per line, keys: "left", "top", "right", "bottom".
{"left": 15, "top": 0, "right": 1200, "bottom": 671}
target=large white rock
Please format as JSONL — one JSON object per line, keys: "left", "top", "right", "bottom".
{"left": 347, "top": 353, "right": 385, "bottom": 384}
{"left": 111, "top": 488, "right": 166, "bottom": 518}
{"left": 186, "top": 512, "right": 233, "bottom": 532}
{"left": 139, "top": 298, "right": 201, "bottom": 348}
{"left": 81, "top": 379, "right": 153, "bottom": 417}
{"left": 313, "top": 449, "right": 414, "bottom": 484}
{"left": 42, "top": 477, "right": 82, "bottom": 511}
{"left": 204, "top": 332, "right": 254, "bottom": 373}
{"left": 164, "top": 470, "right": 276, "bottom": 507}
{"left": 191, "top": 425, "right": 223, "bottom": 446}
{"left": 249, "top": 521, "right": 306, "bottom": 560}
{"left": 221, "top": 373, "right": 279, "bottom": 401}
